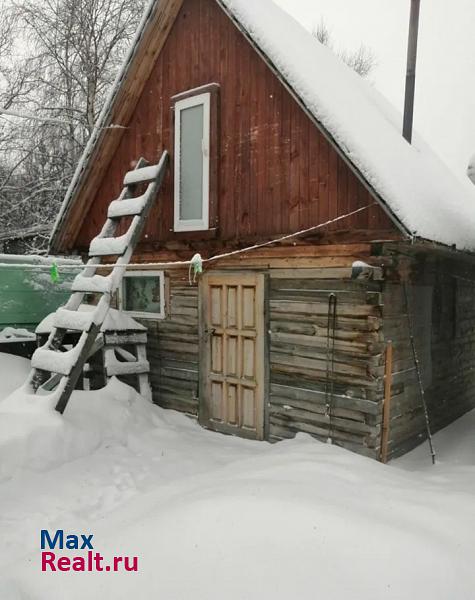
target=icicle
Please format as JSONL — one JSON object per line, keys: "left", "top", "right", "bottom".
{"left": 188, "top": 253, "right": 203, "bottom": 285}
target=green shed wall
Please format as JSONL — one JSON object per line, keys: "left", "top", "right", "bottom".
{"left": 0, "top": 259, "right": 76, "bottom": 331}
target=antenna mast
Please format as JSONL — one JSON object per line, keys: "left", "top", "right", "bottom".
{"left": 403, "top": 0, "right": 421, "bottom": 143}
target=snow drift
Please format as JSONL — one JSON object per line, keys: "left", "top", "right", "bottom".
{"left": 0, "top": 369, "right": 156, "bottom": 481}
{"left": 0, "top": 353, "right": 475, "bottom": 599}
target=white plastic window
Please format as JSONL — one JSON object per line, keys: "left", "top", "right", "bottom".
{"left": 120, "top": 271, "right": 165, "bottom": 320}
{"left": 174, "top": 92, "right": 210, "bottom": 231}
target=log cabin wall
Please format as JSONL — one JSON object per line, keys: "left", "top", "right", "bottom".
{"left": 142, "top": 243, "right": 386, "bottom": 458}
{"left": 381, "top": 246, "right": 475, "bottom": 459}
{"left": 147, "top": 268, "right": 200, "bottom": 415}
{"left": 267, "top": 264, "right": 385, "bottom": 459}
{"left": 142, "top": 242, "right": 475, "bottom": 461}
{"left": 73, "top": 0, "right": 397, "bottom": 253}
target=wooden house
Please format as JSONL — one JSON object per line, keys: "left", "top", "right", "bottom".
{"left": 49, "top": 0, "right": 475, "bottom": 460}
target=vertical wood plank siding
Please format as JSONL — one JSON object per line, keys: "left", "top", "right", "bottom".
{"left": 75, "top": 0, "right": 395, "bottom": 251}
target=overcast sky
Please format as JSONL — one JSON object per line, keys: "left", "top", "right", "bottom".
{"left": 275, "top": 0, "right": 475, "bottom": 182}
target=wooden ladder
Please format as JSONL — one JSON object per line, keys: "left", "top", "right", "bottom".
{"left": 28, "top": 151, "right": 169, "bottom": 414}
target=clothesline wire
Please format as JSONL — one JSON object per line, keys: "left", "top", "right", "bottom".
{"left": 0, "top": 203, "right": 376, "bottom": 272}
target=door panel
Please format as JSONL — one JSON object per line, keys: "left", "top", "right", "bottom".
{"left": 200, "top": 273, "right": 265, "bottom": 440}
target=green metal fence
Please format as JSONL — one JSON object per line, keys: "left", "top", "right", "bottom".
{"left": 0, "top": 255, "right": 79, "bottom": 333}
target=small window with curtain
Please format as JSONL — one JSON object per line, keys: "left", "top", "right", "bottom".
{"left": 172, "top": 84, "right": 219, "bottom": 233}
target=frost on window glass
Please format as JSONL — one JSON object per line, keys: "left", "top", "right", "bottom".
{"left": 123, "top": 276, "right": 162, "bottom": 314}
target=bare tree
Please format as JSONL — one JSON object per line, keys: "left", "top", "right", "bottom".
{"left": 313, "top": 18, "right": 332, "bottom": 48}
{"left": 15, "top": 0, "right": 145, "bottom": 133}
{"left": 0, "top": 0, "right": 147, "bottom": 253}
{"left": 313, "top": 18, "right": 377, "bottom": 79}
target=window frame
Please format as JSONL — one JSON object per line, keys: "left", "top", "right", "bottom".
{"left": 173, "top": 91, "right": 211, "bottom": 232}
{"left": 119, "top": 270, "right": 166, "bottom": 320}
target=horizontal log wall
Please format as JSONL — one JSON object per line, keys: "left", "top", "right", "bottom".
{"left": 147, "top": 269, "right": 200, "bottom": 416}
{"left": 130, "top": 242, "right": 475, "bottom": 462}
{"left": 142, "top": 244, "right": 387, "bottom": 459}
{"left": 381, "top": 249, "right": 475, "bottom": 459}
{"left": 268, "top": 269, "right": 385, "bottom": 458}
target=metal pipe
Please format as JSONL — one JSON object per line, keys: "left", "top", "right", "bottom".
{"left": 403, "top": 0, "right": 421, "bottom": 143}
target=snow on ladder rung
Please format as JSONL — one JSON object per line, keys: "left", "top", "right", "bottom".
{"left": 108, "top": 192, "right": 149, "bottom": 219}
{"left": 72, "top": 274, "right": 112, "bottom": 294}
{"left": 32, "top": 344, "right": 83, "bottom": 376}
{"left": 123, "top": 164, "right": 161, "bottom": 187}
{"left": 53, "top": 308, "right": 95, "bottom": 332}
{"left": 89, "top": 230, "right": 132, "bottom": 257}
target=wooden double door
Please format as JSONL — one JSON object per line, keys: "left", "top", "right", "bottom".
{"left": 199, "top": 272, "right": 265, "bottom": 440}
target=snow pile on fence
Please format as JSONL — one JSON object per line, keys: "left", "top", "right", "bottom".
{"left": 222, "top": 0, "right": 475, "bottom": 251}
{"left": 0, "top": 327, "right": 36, "bottom": 342}
{"left": 0, "top": 254, "right": 80, "bottom": 267}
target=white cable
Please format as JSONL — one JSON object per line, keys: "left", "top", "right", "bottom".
{"left": 0, "top": 204, "right": 375, "bottom": 271}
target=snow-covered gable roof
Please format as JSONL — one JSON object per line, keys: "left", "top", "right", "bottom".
{"left": 51, "top": 0, "right": 475, "bottom": 252}
{"left": 221, "top": 0, "right": 475, "bottom": 251}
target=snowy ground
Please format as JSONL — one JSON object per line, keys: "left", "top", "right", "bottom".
{"left": 0, "top": 353, "right": 474, "bottom": 599}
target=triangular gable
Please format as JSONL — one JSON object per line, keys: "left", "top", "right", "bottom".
{"left": 50, "top": 0, "right": 475, "bottom": 254}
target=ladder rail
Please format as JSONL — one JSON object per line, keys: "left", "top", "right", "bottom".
{"left": 27, "top": 151, "right": 169, "bottom": 412}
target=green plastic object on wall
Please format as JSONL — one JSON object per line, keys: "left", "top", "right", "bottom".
{"left": 50, "top": 262, "right": 60, "bottom": 284}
